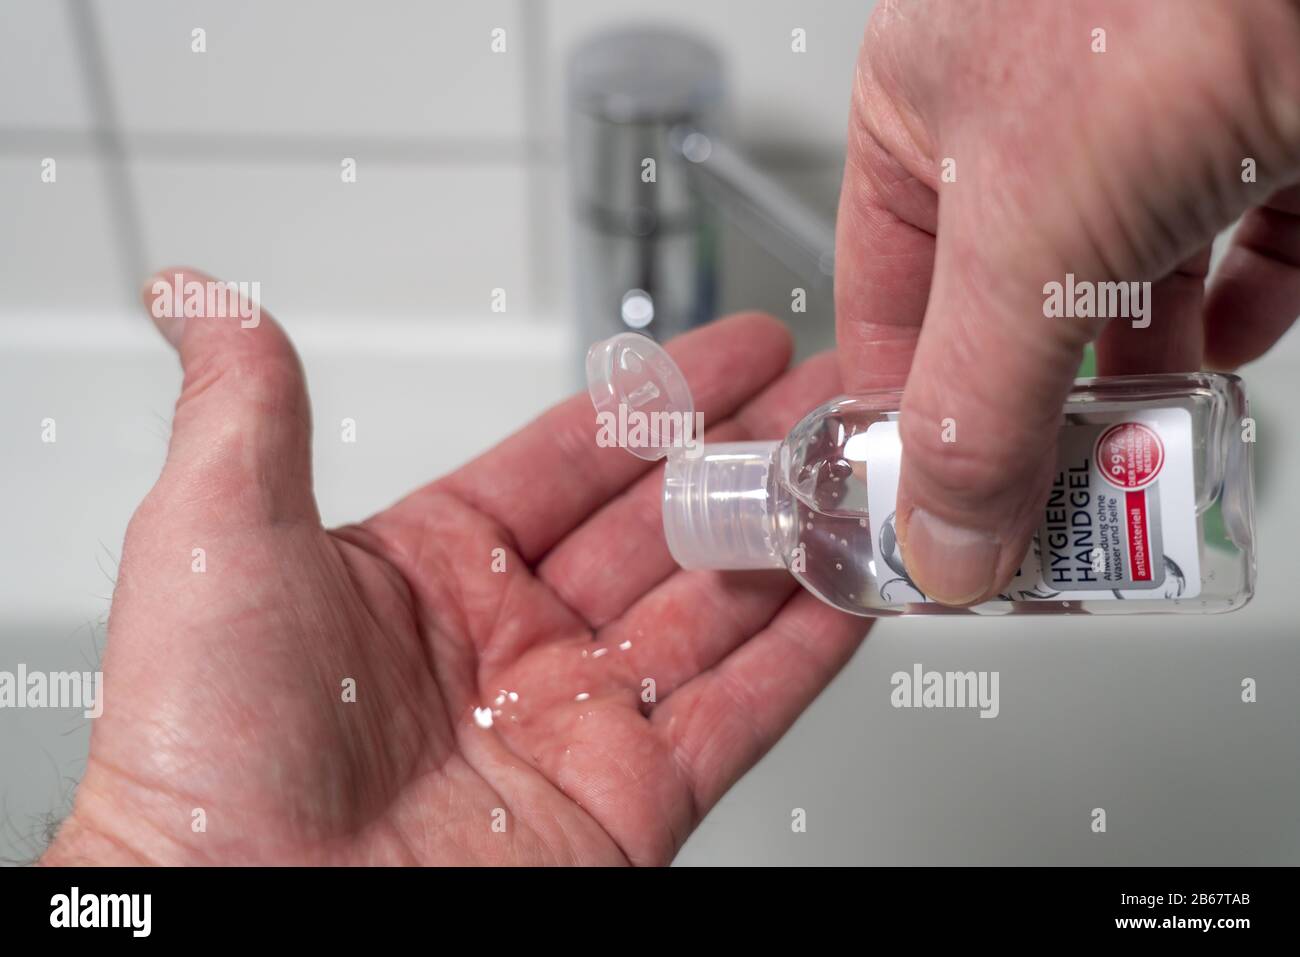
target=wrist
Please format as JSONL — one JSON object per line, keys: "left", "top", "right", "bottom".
{"left": 39, "top": 814, "right": 153, "bottom": 867}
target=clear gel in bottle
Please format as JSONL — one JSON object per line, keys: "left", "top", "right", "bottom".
{"left": 587, "top": 333, "right": 1255, "bottom": 617}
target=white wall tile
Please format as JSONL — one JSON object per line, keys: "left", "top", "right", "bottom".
{"left": 93, "top": 0, "right": 527, "bottom": 140}
{"left": 0, "top": 154, "right": 128, "bottom": 316}
{"left": 0, "top": 0, "right": 92, "bottom": 129}
{"left": 129, "top": 158, "right": 534, "bottom": 322}
{"left": 549, "top": 0, "right": 872, "bottom": 151}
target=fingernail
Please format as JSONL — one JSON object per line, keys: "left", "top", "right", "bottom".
{"left": 142, "top": 272, "right": 185, "bottom": 349}
{"left": 900, "top": 508, "right": 1000, "bottom": 605}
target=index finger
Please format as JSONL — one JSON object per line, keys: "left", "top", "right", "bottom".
{"left": 389, "top": 314, "right": 794, "bottom": 562}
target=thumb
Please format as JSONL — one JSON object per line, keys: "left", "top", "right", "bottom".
{"left": 143, "top": 268, "right": 318, "bottom": 525}
{"left": 895, "top": 227, "right": 1095, "bottom": 606}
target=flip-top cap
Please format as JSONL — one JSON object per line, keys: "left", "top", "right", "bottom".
{"left": 586, "top": 332, "right": 696, "bottom": 461}
{"left": 586, "top": 332, "right": 784, "bottom": 570}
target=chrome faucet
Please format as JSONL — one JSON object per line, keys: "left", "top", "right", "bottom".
{"left": 567, "top": 26, "right": 837, "bottom": 345}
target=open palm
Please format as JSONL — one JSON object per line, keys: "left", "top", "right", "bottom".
{"left": 43, "top": 270, "right": 868, "bottom": 867}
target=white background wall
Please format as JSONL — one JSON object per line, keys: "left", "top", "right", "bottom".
{"left": 0, "top": 0, "right": 855, "bottom": 332}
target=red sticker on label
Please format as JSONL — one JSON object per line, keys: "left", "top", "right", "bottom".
{"left": 1095, "top": 421, "right": 1164, "bottom": 491}
{"left": 1125, "top": 490, "right": 1153, "bottom": 581}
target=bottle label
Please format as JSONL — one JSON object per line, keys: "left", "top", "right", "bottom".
{"left": 862, "top": 407, "right": 1201, "bottom": 604}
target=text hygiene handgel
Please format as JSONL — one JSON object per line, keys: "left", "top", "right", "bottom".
{"left": 587, "top": 333, "right": 1255, "bottom": 616}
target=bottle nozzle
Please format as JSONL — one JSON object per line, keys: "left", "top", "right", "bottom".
{"left": 663, "top": 441, "right": 784, "bottom": 570}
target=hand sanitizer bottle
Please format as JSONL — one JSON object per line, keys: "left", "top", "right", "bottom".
{"left": 587, "top": 333, "right": 1255, "bottom": 616}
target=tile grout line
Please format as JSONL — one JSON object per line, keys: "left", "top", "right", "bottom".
{"left": 519, "top": 0, "right": 552, "bottom": 316}
{"left": 0, "top": 128, "right": 842, "bottom": 169}
{"left": 0, "top": 128, "right": 562, "bottom": 165}
{"left": 65, "top": 0, "right": 147, "bottom": 306}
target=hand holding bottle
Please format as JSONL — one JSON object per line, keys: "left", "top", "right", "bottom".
{"left": 836, "top": 0, "right": 1300, "bottom": 605}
